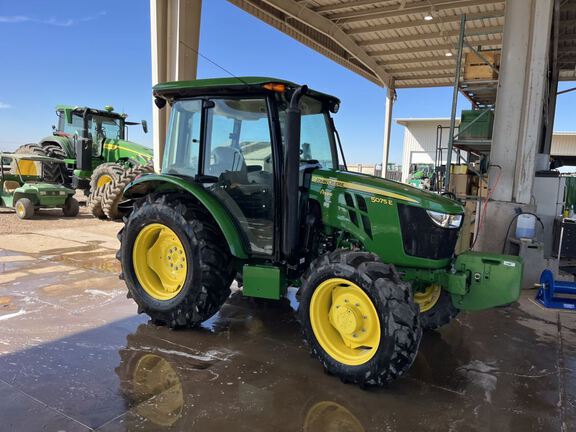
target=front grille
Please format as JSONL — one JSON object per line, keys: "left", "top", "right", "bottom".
{"left": 397, "top": 203, "right": 459, "bottom": 260}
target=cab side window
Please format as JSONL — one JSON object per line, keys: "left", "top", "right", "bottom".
{"left": 204, "top": 98, "right": 275, "bottom": 255}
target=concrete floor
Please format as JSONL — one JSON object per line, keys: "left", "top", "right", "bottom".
{"left": 0, "top": 211, "right": 575, "bottom": 432}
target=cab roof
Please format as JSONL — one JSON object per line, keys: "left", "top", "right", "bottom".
{"left": 153, "top": 77, "right": 341, "bottom": 107}
{"left": 56, "top": 105, "right": 126, "bottom": 119}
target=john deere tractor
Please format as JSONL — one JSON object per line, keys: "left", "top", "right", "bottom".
{"left": 14, "top": 105, "right": 153, "bottom": 219}
{"left": 117, "top": 78, "right": 523, "bottom": 387}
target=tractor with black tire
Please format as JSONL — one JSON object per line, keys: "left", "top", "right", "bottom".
{"left": 13, "top": 105, "right": 153, "bottom": 220}
{"left": 0, "top": 153, "right": 79, "bottom": 219}
{"left": 117, "top": 77, "right": 523, "bottom": 387}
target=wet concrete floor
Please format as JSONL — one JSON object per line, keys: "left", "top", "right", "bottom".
{"left": 0, "top": 220, "right": 575, "bottom": 431}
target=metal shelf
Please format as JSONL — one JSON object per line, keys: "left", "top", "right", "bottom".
{"left": 453, "top": 139, "right": 493, "bottom": 155}
{"left": 460, "top": 80, "right": 499, "bottom": 108}
{"left": 442, "top": 14, "right": 499, "bottom": 189}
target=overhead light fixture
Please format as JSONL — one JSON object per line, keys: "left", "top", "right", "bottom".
{"left": 445, "top": 52, "right": 453, "bottom": 57}
{"left": 424, "top": 5, "right": 434, "bottom": 21}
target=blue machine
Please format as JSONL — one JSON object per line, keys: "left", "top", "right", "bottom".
{"left": 536, "top": 270, "right": 576, "bottom": 310}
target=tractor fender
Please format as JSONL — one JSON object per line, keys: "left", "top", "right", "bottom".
{"left": 13, "top": 191, "right": 38, "bottom": 206}
{"left": 124, "top": 174, "right": 249, "bottom": 259}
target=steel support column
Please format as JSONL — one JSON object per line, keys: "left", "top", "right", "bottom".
{"left": 150, "top": 0, "right": 202, "bottom": 171}
{"left": 381, "top": 85, "right": 395, "bottom": 178}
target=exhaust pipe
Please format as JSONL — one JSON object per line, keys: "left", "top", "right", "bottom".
{"left": 282, "top": 85, "right": 308, "bottom": 260}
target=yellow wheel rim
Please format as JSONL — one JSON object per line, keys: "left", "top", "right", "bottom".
{"left": 310, "top": 278, "right": 380, "bottom": 366}
{"left": 17, "top": 160, "right": 39, "bottom": 176}
{"left": 15, "top": 202, "right": 25, "bottom": 218}
{"left": 414, "top": 284, "right": 442, "bottom": 313}
{"left": 97, "top": 174, "right": 113, "bottom": 188}
{"left": 133, "top": 223, "right": 187, "bottom": 301}
{"left": 133, "top": 354, "right": 184, "bottom": 426}
{"left": 304, "top": 401, "right": 365, "bottom": 432}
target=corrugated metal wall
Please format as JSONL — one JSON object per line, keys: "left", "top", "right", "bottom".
{"left": 551, "top": 133, "right": 576, "bottom": 156}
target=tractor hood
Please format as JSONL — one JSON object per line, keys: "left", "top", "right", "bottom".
{"left": 317, "top": 170, "right": 464, "bottom": 214}
{"left": 103, "top": 139, "right": 153, "bottom": 162}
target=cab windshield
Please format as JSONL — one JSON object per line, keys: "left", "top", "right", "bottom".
{"left": 278, "top": 95, "right": 336, "bottom": 170}
{"left": 90, "top": 114, "right": 124, "bottom": 141}
{"left": 57, "top": 111, "right": 124, "bottom": 142}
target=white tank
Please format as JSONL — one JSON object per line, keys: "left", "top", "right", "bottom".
{"left": 515, "top": 214, "right": 536, "bottom": 239}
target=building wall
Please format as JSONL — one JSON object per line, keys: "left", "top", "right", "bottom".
{"left": 551, "top": 132, "right": 576, "bottom": 156}
{"left": 399, "top": 120, "right": 460, "bottom": 182}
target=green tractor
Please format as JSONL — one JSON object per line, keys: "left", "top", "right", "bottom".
{"left": 1, "top": 153, "right": 79, "bottom": 219}
{"left": 117, "top": 78, "right": 523, "bottom": 387}
{"left": 14, "top": 105, "right": 153, "bottom": 220}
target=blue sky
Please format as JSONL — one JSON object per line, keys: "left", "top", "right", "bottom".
{"left": 0, "top": 0, "right": 575, "bottom": 164}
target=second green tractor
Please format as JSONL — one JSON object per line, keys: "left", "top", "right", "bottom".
{"left": 117, "top": 77, "right": 523, "bottom": 387}
{"left": 15, "top": 105, "right": 153, "bottom": 219}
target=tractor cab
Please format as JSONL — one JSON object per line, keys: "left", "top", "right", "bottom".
{"left": 155, "top": 78, "right": 341, "bottom": 259}
{"left": 54, "top": 105, "right": 149, "bottom": 171}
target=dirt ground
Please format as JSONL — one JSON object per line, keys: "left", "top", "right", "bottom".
{"left": 0, "top": 194, "right": 115, "bottom": 234}
{"left": 0, "top": 213, "right": 575, "bottom": 431}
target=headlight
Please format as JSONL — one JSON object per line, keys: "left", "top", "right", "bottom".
{"left": 59, "top": 191, "right": 67, "bottom": 196}
{"left": 39, "top": 191, "right": 47, "bottom": 196}
{"left": 426, "top": 210, "right": 463, "bottom": 229}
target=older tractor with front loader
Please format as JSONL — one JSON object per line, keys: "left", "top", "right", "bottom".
{"left": 14, "top": 105, "right": 153, "bottom": 220}
{"left": 117, "top": 77, "right": 523, "bottom": 387}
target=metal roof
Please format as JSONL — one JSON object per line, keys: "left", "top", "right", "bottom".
{"left": 558, "top": 0, "right": 576, "bottom": 81}
{"left": 226, "top": 0, "right": 505, "bottom": 88}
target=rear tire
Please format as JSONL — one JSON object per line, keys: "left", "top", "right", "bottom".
{"left": 62, "top": 197, "right": 79, "bottom": 217}
{"left": 42, "top": 142, "right": 67, "bottom": 184}
{"left": 299, "top": 250, "right": 421, "bottom": 387}
{"left": 15, "top": 198, "right": 34, "bottom": 219}
{"left": 102, "top": 162, "right": 154, "bottom": 220}
{"left": 13, "top": 144, "right": 60, "bottom": 182}
{"left": 118, "top": 193, "right": 234, "bottom": 328}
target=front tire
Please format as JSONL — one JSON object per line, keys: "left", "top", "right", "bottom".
{"left": 88, "top": 163, "right": 125, "bottom": 219}
{"left": 118, "top": 193, "right": 234, "bottom": 328}
{"left": 415, "top": 285, "right": 459, "bottom": 330}
{"left": 102, "top": 162, "right": 154, "bottom": 220}
{"left": 15, "top": 198, "right": 34, "bottom": 219}
{"left": 299, "top": 251, "right": 421, "bottom": 387}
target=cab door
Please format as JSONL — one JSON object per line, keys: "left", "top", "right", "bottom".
{"left": 202, "top": 97, "right": 276, "bottom": 256}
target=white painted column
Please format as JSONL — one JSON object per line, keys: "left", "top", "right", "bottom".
{"left": 489, "top": 0, "right": 533, "bottom": 202}
{"left": 513, "top": 0, "right": 554, "bottom": 204}
{"left": 381, "top": 85, "right": 395, "bottom": 178}
{"left": 150, "top": 0, "right": 202, "bottom": 171}
{"left": 475, "top": 0, "right": 554, "bottom": 253}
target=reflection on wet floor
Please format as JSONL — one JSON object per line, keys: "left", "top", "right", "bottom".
{"left": 1, "top": 238, "right": 576, "bottom": 430}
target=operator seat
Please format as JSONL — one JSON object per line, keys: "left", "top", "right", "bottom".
{"left": 211, "top": 146, "right": 249, "bottom": 184}
{"left": 3, "top": 180, "right": 20, "bottom": 194}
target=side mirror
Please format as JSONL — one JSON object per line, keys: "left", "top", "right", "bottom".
{"left": 52, "top": 125, "right": 56, "bottom": 131}
{"left": 142, "top": 120, "right": 148, "bottom": 134}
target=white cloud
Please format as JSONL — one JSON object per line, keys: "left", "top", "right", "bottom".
{"left": 0, "top": 102, "right": 12, "bottom": 109}
{"left": 0, "top": 11, "right": 106, "bottom": 27}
